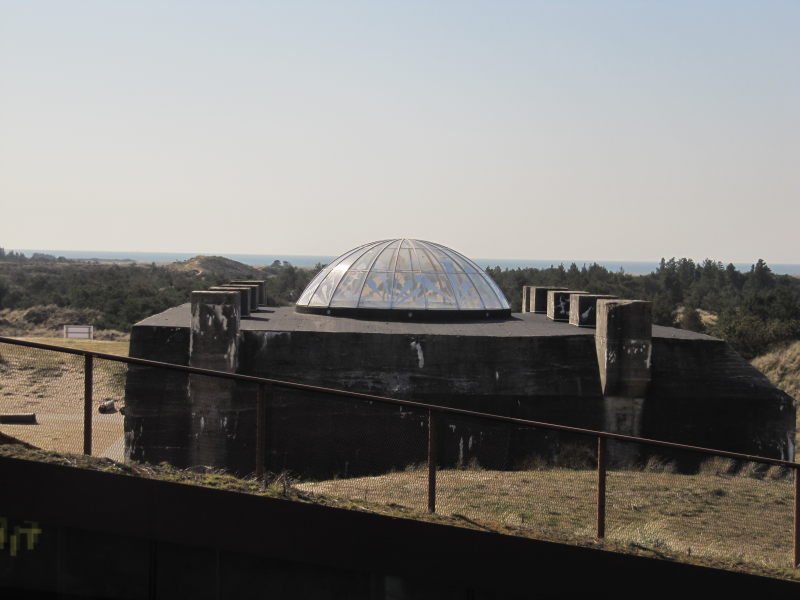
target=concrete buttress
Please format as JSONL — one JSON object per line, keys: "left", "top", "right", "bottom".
{"left": 189, "top": 291, "right": 240, "bottom": 468}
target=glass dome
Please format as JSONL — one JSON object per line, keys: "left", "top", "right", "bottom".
{"left": 295, "top": 239, "right": 511, "bottom": 320}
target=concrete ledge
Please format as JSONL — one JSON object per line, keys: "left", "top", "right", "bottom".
{"left": 595, "top": 299, "right": 652, "bottom": 397}
{"left": 227, "top": 282, "right": 261, "bottom": 310}
{"left": 547, "top": 290, "right": 588, "bottom": 321}
{"left": 521, "top": 286, "right": 533, "bottom": 312}
{"left": 230, "top": 280, "right": 267, "bottom": 305}
{"left": 531, "top": 287, "right": 568, "bottom": 313}
{"left": 569, "top": 294, "right": 618, "bottom": 327}
{"left": 208, "top": 286, "right": 251, "bottom": 317}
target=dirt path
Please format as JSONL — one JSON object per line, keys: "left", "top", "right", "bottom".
{"left": 0, "top": 340, "right": 128, "bottom": 457}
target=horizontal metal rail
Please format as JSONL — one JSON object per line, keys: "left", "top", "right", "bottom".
{"left": 1, "top": 334, "right": 797, "bottom": 469}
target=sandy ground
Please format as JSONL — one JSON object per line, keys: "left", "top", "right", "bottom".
{"left": 0, "top": 343, "right": 126, "bottom": 460}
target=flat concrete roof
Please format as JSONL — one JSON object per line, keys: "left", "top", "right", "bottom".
{"left": 137, "top": 305, "right": 717, "bottom": 341}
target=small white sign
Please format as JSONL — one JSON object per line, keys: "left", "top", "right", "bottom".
{"left": 64, "top": 325, "right": 94, "bottom": 340}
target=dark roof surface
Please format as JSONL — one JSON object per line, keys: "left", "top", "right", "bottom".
{"left": 137, "top": 304, "right": 717, "bottom": 341}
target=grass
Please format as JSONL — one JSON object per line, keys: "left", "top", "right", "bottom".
{"left": 0, "top": 339, "right": 128, "bottom": 455}
{"left": 9, "top": 336, "right": 130, "bottom": 356}
{"left": 752, "top": 340, "right": 800, "bottom": 447}
{"left": 299, "top": 461, "right": 795, "bottom": 572}
{"left": 1, "top": 442, "right": 798, "bottom": 584}
{"left": 753, "top": 340, "right": 800, "bottom": 403}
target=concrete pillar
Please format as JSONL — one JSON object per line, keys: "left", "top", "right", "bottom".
{"left": 230, "top": 280, "right": 267, "bottom": 305}
{"left": 209, "top": 286, "right": 251, "bottom": 317}
{"left": 218, "top": 284, "right": 257, "bottom": 312}
{"left": 568, "top": 294, "right": 617, "bottom": 327}
{"left": 546, "top": 290, "right": 587, "bottom": 321}
{"left": 595, "top": 299, "right": 652, "bottom": 398}
{"left": 227, "top": 282, "right": 261, "bottom": 311}
{"left": 521, "top": 286, "right": 532, "bottom": 313}
{"left": 189, "top": 291, "right": 240, "bottom": 469}
{"left": 530, "top": 287, "right": 568, "bottom": 313}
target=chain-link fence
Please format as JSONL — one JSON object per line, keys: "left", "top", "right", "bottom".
{"left": 0, "top": 342, "right": 127, "bottom": 458}
{"left": 1, "top": 336, "right": 798, "bottom": 571}
{"left": 603, "top": 440, "right": 794, "bottom": 568}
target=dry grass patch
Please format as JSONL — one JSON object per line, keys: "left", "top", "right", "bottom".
{"left": 10, "top": 337, "right": 130, "bottom": 356}
{"left": 0, "top": 340, "right": 128, "bottom": 456}
{"left": 752, "top": 340, "right": 800, "bottom": 447}
{"left": 299, "top": 463, "right": 795, "bottom": 571}
{"left": 753, "top": 341, "right": 800, "bottom": 403}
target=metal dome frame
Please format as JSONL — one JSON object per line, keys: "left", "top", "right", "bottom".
{"left": 295, "top": 239, "right": 511, "bottom": 321}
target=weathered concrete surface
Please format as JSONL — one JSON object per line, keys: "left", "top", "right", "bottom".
{"left": 547, "top": 290, "right": 588, "bottom": 321}
{"left": 569, "top": 294, "right": 617, "bottom": 327}
{"left": 124, "top": 325, "right": 191, "bottom": 466}
{"left": 208, "top": 286, "right": 251, "bottom": 317}
{"left": 215, "top": 285, "right": 257, "bottom": 312}
{"left": 646, "top": 337, "right": 796, "bottom": 459}
{"left": 521, "top": 286, "right": 533, "bottom": 313}
{"left": 229, "top": 281, "right": 266, "bottom": 306}
{"left": 531, "top": 287, "right": 567, "bottom": 313}
{"left": 595, "top": 300, "right": 652, "bottom": 398}
{"left": 188, "top": 291, "right": 240, "bottom": 469}
{"left": 124, "top": 305, "right": 795, "bottom": 476}
{"left": 225, "top": 283, "right": 260, "bottom": 310}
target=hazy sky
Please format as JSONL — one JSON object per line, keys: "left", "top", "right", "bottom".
{"left": 1, "top": 1, "right": 798, "bottom": 262}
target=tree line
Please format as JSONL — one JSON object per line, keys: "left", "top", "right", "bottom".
{"left": 0, "top": 252, "right": 320, "bottom": 333}
{"left": 487, "top": 258, "right": 800, "bottom": 359}
{"left": 2, "top": 249, "right": 798, "bottom": 359}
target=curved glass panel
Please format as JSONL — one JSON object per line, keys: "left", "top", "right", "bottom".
{"left": 420, "top": 273, "right": 458, "bottom": 309}
{"left": 391, "top": 272, "right": 426, "bottom": 308}
{"left": 468, "top": 273, "right": 502, "bottom": 309}
{"left": 297, "top": 268, "right": 327, "bottom": 305}
{"left": 373, "top": 245, "right": 399, "bottom": 271}
{"left": 358, "top": 272, "right": 392, "bottom": 307}
{"left": 309, "top": 246, "right": 367, "bottom": 306}
{"left": 351, "top": 240, "right": 391, "bottom": 271}
{"left": 329, "top": 271, "right": 367, "bottom": 307}
{"left": 295, "top": 239, "right": 510, "bottom": 313}
{"left": 425, "top": 245, "right": 464, "bottom": 273}
{"left": 395, "top": 249, "right": 415, "bottom": 272}
{"left": 448, "top": 273, "right": 484, "bottom": 309}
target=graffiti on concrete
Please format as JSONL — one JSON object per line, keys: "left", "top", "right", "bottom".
{"left": 0, "top": 517, "right": 42, "bottom": 557}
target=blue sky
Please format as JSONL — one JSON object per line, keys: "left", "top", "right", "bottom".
{"left": 1, "top": 1, "right": 797, "bottom": 262}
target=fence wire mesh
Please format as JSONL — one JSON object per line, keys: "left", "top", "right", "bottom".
{"left": 91, "top": 358, "right": 127, "bottom": 460}
{"left": 0, "top": 343, "right": 126, "bottom": 458}
{"left": 293, "top": 395, "right": 430, "bottom": 513}
{"left": 604, "top": 439, "right": 794, "bottom": 569}
{"left": 432, "top": 414, "right": 598, "bottom": 538}
{"left": 1, "top": 337, "right": 798, "bottom": 571}
{"left": 0, "top": 342, "right": 85, "bottom": 453}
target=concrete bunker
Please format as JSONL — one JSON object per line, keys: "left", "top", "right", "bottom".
{"left": 124, "top": 240, "right": 795, "bottom": 478}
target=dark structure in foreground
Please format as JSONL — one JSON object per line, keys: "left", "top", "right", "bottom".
{"left": 7, "top": 454, "right": 798, "bottom": 599}
{"left": 123, "top": 240, "right": 795, "bottom": 477}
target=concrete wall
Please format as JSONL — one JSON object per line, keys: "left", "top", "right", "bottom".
{"left": 124, "top": 326, "right": 191, "bottom": 466}
{"left": 646, "top": 337, "right": 796, "bottom": 460}
{"left": 236, "top": 330, "right": 605, "bottom": 477}
{"left": 124, "top": 311, "right": 796, "bottom": 476}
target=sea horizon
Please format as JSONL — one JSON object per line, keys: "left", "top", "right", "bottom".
{"left": 15, "top": 248, "right": 800, "bottom": 276}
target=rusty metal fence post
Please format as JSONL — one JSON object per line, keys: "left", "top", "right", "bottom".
{"left": 428, "top": 410, "right": 438, "bottom": 513}
{"left": 255, "top": 383, "right": 269, "bottom": 480}
{"left": 83, "top": 354, "right": 93, "bottom": 455}
{"left": 794, "top": 465, "right": 800, "bottom": 568}
{"left": 597, "top": 436, "right": 606, "bottom": 539}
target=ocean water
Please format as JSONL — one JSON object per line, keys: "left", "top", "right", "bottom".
{"left": 17, "top": 249, "right": 800, "bottom": 275}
